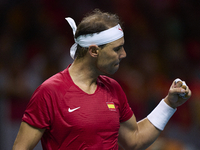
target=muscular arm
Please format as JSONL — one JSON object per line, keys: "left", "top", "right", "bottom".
{"left": 118, "top": 79, "right": 192, "bottom": 150}
{"left": 118, "top": 115, "right": 160, "bottom": 150}
{"left": 12, "top": 122, "right": 45, "bottom": 150}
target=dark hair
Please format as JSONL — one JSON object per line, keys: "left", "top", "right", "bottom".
{"left": 74, "top": 9, "right": 122, "bottom": 59}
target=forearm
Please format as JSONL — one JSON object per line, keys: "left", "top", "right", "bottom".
{"left": 119, "top": 100, "right": 175, "bottom": 150}
{"left": 133, "top": 99, "right": 176, "bottom": 149}
{"left": 119, "top": 116, "right": 161, "bottom": 150}
{"left": 135, "top": 118, "right": 161, "bottom": 149}
{"left": 119, "top": 78, "right": 191, "bottom": 150}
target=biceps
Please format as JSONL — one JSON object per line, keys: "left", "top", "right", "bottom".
{"left": 118, "top": 115, "right": 138, "bottom": 148}
{"left": 13, "top": 122, "right": 45, "bottom": 150}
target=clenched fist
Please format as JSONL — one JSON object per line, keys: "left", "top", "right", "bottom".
{"left": 164, "top": 78, "right": 192, "bottom": 109}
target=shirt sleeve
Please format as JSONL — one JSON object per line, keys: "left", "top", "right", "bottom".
{"left": 22, "top": 85, "right": 52, "bottom": 129}
{"left": 117, "top": 85, "right": 133, "bottom": 123}
{"left": 107, "top": 77, "right": 133, "bottom": 123}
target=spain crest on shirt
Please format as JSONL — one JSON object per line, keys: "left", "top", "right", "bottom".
{"left": 106, "top": 102, "right": 116, "bottom": 111}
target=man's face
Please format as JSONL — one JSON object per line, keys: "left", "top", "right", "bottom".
{"left": 96, "top": 37, "right": 126, "bottom": 75}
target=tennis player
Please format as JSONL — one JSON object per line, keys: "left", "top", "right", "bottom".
{"left": 12, "top": 9, "right": 191, "bottom": 150}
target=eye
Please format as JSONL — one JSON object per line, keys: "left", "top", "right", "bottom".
{"left": 113, "top": 46, "right": 123, "bottom": 52}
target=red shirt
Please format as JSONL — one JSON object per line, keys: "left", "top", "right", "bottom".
{"left": 22, "top": 66, "right": 133, "bottom": 150}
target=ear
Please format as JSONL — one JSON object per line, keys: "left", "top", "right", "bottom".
{"left": 88, "top": 45, "right": 99, "bottom": 58}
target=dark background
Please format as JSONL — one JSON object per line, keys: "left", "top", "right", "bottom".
{"left": 0, "top": 0, "right": 200, "bottom": 149}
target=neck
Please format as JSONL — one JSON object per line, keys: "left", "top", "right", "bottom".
{"left": 68, "top": 58, "right": 99, "bottom": 94}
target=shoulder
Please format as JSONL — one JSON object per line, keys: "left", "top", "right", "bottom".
{"left": 33, "top": 69, "right": 72, "bottom": 98}
{"left": 98, "top": 75, "right": 118, "bottom": 84}
{"left": 98, "top": 75, "right": 120, "bottom": 85}
{"left": 98, "top": 75, "right": 128, "bottom": 100}
{"left": 98, "top": 75, "right": 123, "bottom": 91}
{"left": 42, "top": 69, "right": 71, "bottom": 91}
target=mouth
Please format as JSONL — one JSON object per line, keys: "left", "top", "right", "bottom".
{"left": 114, "top": 62, "right": 120, "bottom": 66}
{"left": 115, "top": 60, "right": 121, "bottom": 66}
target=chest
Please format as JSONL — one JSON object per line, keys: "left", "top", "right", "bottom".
{"left": 52, "top": 86, "right": 120, "bottom": 134}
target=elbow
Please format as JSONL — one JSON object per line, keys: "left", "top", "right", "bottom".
{"left": 123, "top": 146, "right": 148, "bottom": 150}
{"left": 120, "top": 141, "right": 150, "bottom": 150}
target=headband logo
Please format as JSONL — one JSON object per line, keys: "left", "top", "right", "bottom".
{"left": 118, "top": 27, "right": 122, "bottom": 31}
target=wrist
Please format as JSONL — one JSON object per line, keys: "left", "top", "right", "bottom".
{"left": 147, "top": 99, "right": 177, "bottom": 130}
{"left": 164, "top": 97, "right": 177, "bottom": 109}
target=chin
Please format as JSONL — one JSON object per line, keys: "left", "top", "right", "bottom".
{"left": 98, "top": 65, "right": 119, "bottom": 75}
{"left": 107, "top": 68, "right": 119, "bottom": 75}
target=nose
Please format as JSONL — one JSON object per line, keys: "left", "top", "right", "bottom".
{"left": 120, "top": 47, "right": 126, "bottom": 59}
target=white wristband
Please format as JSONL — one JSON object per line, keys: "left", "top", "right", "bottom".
{"left": 147, "top": 99, "right": 177, "bottom": 130}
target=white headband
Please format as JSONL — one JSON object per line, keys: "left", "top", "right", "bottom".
{"left": 65, "top": 17, "right": 124, "bottom": 59}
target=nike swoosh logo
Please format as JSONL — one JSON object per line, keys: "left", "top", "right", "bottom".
{"left": 68, "top": 107, "right": 80, "bottom": 112}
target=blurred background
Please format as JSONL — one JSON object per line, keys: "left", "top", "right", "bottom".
{"left": 0, "top": 0, "right": 200, "bottom": 149}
